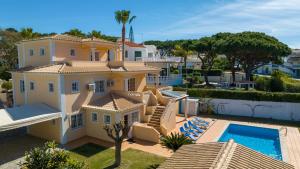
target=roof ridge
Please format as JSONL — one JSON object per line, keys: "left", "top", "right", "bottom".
{"left": 28, "top": 64, "right": 61, "bottom": 71}
{"left": 214, "top": 139, "right": 236, "bottom": 169}
{"left": 58, "top": 63, "right": 66, "bottom": 73}
{"left": 110, "top": 93, "right": 120, "bottom": 110}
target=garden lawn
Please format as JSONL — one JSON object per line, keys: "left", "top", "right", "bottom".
{"left": 68, "top": 143, "right": 166, "bottom": 169}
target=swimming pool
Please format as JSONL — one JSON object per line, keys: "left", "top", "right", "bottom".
{"left": 218, "top": 124, "right": 282, "bottom": 160}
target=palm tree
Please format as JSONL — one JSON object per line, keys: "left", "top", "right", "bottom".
{"left": 20, "top": 28, "right": 34, "bottom": 39}
{"left": 129, "top": 16, "right": 136, "bottom": 42}
{"left": 87, "top": 30, "right": 102, "bottom": 39}
{"left": 115, "top": 10, "right": 136, "bottom": 61}
{"left": 64, "top": 28, "right": 86, "bottom": 38}
{"left": 172, "top": 43, "right": 193, "bottom": 82}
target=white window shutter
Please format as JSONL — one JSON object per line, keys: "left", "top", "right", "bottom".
{"left": 124, "top": 79, "right": 128, "bottom": 91}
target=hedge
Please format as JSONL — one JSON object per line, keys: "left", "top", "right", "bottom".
{"left": 185, "top": 89, "right": 300, "bottom": 103}
{"left": 182, "top": 69, "right": 223, "bottom": 76}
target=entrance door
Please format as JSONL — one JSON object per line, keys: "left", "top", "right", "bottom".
{"left": 95, "top": 52, "right": 100, "bottom": 61}
{"left": 90, "top": 52, "right": 100, "bottom": 61}
{"left": 124, "top": 115, "right": 129, "bottom": 126}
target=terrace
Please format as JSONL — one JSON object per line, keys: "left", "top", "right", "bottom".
{"left": 1, "top": 115, "right": 299, "bottom": 168}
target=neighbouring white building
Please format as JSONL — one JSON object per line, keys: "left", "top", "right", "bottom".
{"left": 255, "top": 49, "right": 300, "bottom": 78}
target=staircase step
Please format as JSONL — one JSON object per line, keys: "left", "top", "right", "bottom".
{"left": 149, "top": 122, "right": 160, "bottom": 125}
{"left": 147, "top": 106, "right": 166, "bottom": 135}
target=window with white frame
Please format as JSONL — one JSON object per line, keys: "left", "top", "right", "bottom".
{"left": 148, "top": 53, "right": 154, "bottom": 58}
{"left": 95, "top": 80, "right": 105, "bottom": 93}
{"left": 48, "top": 83, "right": 54, "bottom": 92}
{"left": 71, "top": 113, "right": 83, "bottom": 129}
{"left": 103, "top": 114, "right": 111, "bottom": 125}
{"left": 128, "top": 78, "right": 135, "bottom": 91}
{"left": 29, "top": 49, "right": 34, "bottom": 56}
{"left": 40, "top": 48, "right": 45, "bottom": 56}
{"left": 71, "top": 81, "right": 79, "bottom": 93}
{"left": 78, "top": 113, "right": 83, "bottom": 127}
{"left": 30, "top": 81, "right": 35, "bottom": 90}
{"left": 20, "top": 80, "right": 25, "bottom": 93}
{"left": 71, "top": 115, "right": 77, "bottom": 129}
{"left": 92, "top": 112, "right": 98, "bottom": 122}
{"left": 70, "top": 49, "right": 76, "bottom": 56}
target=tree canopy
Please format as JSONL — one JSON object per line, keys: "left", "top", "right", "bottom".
{"left": 146, "top": 32, "right": 291, "bottom": 82}
{"left": 215, "top": 32, "right": 291, "bottom": 80}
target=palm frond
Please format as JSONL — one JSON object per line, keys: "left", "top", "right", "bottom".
{"left": 129, "top": 16, "right": 136, "bottom": 24}
{"left": 160, "top": 132, "right": 194, "bottom": 152}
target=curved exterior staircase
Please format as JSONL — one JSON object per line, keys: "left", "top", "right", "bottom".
{"left": 147, "top": 106, "right": 165, "bottom": 133}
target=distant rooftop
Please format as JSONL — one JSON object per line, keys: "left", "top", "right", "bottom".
{"left": 18, "top": 34, "right": 116, "bottom": 45}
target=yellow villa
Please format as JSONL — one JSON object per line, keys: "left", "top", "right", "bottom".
{"left": 1, "top": 34, "right": 187, "bottom": 144}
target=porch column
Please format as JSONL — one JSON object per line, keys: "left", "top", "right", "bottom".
{"left": 155, "top": 74, "right": 159, "bottom": 87}
{"left": 184, "top": 97, "right": 188, "bottom": 120}
{"left": 167, "top": 63, "right": 170, "bottom": 76}
{"left": 91, "top": 48, "right": 96, "bottom": 61}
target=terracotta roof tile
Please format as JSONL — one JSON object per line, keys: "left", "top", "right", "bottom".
{"left": 88, "top": 93, "right": 141, "bottom": 111}
{"left": 124, "top": 41, "right": 145, "bottom": 48}
{"left": 13, "top": 62, "right": 160, "bottom": 74}
{"left": 158, "top": 140, "right": 294, "bottom": 169}
{"left": 19, "top": 34, "right": 115, "bottom": 45}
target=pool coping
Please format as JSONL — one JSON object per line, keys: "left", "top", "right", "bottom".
{"left": 213, "top": 122, "right": 288, "bottom": 163}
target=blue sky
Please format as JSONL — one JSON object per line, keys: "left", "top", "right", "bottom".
{"left": 1, "top": 0, "right": 300, "bottom": 48}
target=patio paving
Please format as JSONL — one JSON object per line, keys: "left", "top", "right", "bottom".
{"left": 191, "top": 117, "right": 300, "bottom": 169}
{"left": 0, "top": 134, "right": 46, "bottom": 169}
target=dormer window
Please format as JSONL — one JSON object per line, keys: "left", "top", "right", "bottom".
{"left": 70, "top": 49, "right": 76, "bottom": 57}
{"left": 29, "top": 49, "right": 34, "bottom": 56}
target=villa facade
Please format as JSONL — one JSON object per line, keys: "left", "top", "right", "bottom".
{"left": 2, "top": 35, "right": 186, "bottom": 144}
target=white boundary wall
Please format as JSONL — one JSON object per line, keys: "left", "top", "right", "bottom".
{"left": 208, "top": 98, "right": 300, "bottom": 121}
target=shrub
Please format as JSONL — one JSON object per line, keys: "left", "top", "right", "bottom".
{"left": 268, "top": 71, "right": 285, "bottom": 92}
{"left": 20, "top": 141, "right": 85, "bottom": 169}
{"left": 173, "top": 70, "right": 179, "bottom": 74}
{"left": 187, "top": 89, "right": 300, "bottom": 102}
{"left": 254, "top": 71, "right": 300, "bottom": 93}
{"left": 285, "top": 81, "right": 300, "bottom": 93}
{"left": 1, "top": 81, "right": 12, "bottom": 91}
{"left": 254, "top": 76, "right": 270, "bottom": 91}
{"left": 282, "top": 76, "right": 300, "bottom": 93}
{"left": 160, "top": 133, "right": 194, "bottom": 152}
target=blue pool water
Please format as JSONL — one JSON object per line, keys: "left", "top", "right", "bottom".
{"left": 218, "top": 124, "right": 282, "bottom": 160}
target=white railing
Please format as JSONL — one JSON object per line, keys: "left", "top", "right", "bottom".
{"left": 142, "top": 56, "right": 182, "bottom": 62}
{"left": 146, "top": 74, "right": 183, "bottom": 86}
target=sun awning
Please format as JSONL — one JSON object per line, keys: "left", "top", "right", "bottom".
{"left": 0, "top": 103, "right": 61, "bottom": 132}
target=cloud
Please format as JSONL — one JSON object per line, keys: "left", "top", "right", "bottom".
{"left": 144, "top": 0, "right": 300, "bottom": 47}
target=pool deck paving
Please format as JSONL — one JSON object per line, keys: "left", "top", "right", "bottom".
{"left": 191, "top": 117, "right": 300, "bottom": 169}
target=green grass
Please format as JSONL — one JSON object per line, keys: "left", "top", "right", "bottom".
{"left": 68, "top": 143, "right": 165, "bottom": 169}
